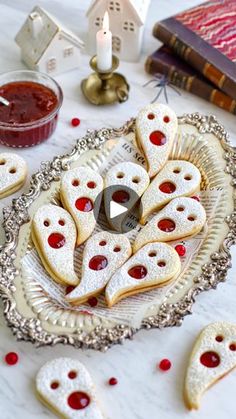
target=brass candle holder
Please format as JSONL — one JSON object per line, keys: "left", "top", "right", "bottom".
{"left": 81, "top": 55, "right": 129, "bottom": 105}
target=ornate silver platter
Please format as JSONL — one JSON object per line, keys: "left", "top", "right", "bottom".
{"left": 0, "top": 113, "right": 235, "bottom": 352}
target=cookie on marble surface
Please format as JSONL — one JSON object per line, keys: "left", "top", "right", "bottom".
{"left": 136, "top": 103, "right": 178, "bottom": 178}
{"left": 36, "top": 357, "right": 104, "bottom": 419}
{"left": 66, "top": 231, "right": 132, "bottom": 305}
{"left": 0, "top": 152, "right": 27, "bottom": 198}
{"left": 104, "top": 162, "right": 150, "bottom": 232}
{"left": 184, "top": 322, "right": 236, "bottom": 410}
{"left": 60, "top": 167, "right": 103, "bottom": 246}
{"left": 140, "top": 160, "right": 201, "bottom": 224}
{"left": 32, "top": 204, "right": 78, "bottom": 286}
{"left": 134, "top": 197, "right": 206, "bottom": 252}
{"left": 105, "top": 242, "right": 181, "bottom": 307}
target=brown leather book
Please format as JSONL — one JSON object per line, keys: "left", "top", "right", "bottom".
{"left": 153, "top": 0, "right": 236, "bottom": 99}
{"left": 145, "top": 46, "right": 236, "bottom": 114}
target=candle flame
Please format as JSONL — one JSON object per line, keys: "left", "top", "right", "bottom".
{"left": 103, "top": 11, "right": 109, "bottom": 31}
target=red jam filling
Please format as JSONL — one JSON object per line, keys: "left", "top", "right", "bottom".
{"left": 159, "top": 181, "right": 176, "bottom": 194}
{"left": 200, "top": 351, "right": 220, "bottom": 368}
{"left": 158, "top": 219, "right": 176, "bottom": 232}
{"left": 87, "top": 181, "right": 96, "bottom": 189}
{"left": 0, "top": 81, "right": 58, "bottom": 124}
{"left": 75, "top": 197, "right": 93, "bottom": 212}
{"left": 112, "top": 190, "right": 130, "bottom": 203}
{"left": 67, "top": 392, "right": 90, "bottom": 410}
{"left": 51, "top": 381, "right": 59, "bottom": 389}
{"left": 88, "top": 296, "right": 98, "bottom": 307}
{"left": 89, "top": 255, "right": 108, "bottom": 271}
{"left": 163, "top": 116, "right": 170, "bottom": 123}
{"left": 68, "top": 371, "right": 77, "bottom": 379}
{"left": 149, "top": 131, "right": 167, "bottom": 146}
{"left": 66, "top": 285, "right": 75, "bottom": 294}
{"left": 128, "top": 265, "right": 147, "bottom": 279}
{"left": 48, "top": 233, "right": 66, "bottom": 249}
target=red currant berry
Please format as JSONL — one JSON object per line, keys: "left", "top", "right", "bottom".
{"left": 159, "top": 359, "right": 171, "bottom": 371}
{"left": 109, "top": 377, "right": 118, "bottom": 386}
{"left": 71, "top": 118, "right": 80, "bottom": 127}
{"left": 175, "top": 244, "right": 186, "bottom": 257}
{"left": 87, "top": 296, "right": 98, "bottom": 307}
{"left": 5, "top": 352, "right": 19, "bottom": 366}
{"left": 191, "top": 196, "right": 200, "bottom": 202}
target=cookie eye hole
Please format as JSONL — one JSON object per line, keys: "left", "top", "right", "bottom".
{"left": 58, "top": 219, "right": 65, "bottom": 226}
{"left": 99, "top": 240, "right": 107, "bottom": 246}
{"left": 158, "top": 260, "right": 166, "bottom": 267}
{"left": 177, "top": 206, "right": 185, "bottom": 212}
{"left": 44, "top": 220, "right": 50, "bottom": 227}
{"left": 87, "top": 181, "right": 96, "bottom": 189}
{"left": 68, "top": 371, "right": 77, "bottom": 379}
{"left": 51, "top": 381, "right": 59, "bottom": 390}
{"left": 116, "top": 172, "right": 124, "bottom": 179}
{"left": 9, "top": 167, "right": 16, "bottom": 174}
{"left": 147, "top": 113, "right": 155, "bottom": 120}
{"left": 173, "top": 168, "right": 181, "bottom": 174}
{"left": 215, "top": 335, "right": 224, "bottom": 342}
{"left": 113, "top": 246, "right": 121, "bottom": 252}
{"left": 163, "top": 116, "right": 170, "bottom": 123}
{"left": 132, "top": 176, "right": 140, "bottom": 184}
{"left": 149, "top": 251, "right": 157, "bottom": 257}
{"left": 188, "top": 215, "right": 196, "bottom": 222}
{"left": 0, "top": 159, "right": 6, "bottom": 165}
{"left": 184, "top": 175, "right": 192, "bottom": 181}
{"left": 72, "top": 179, "right": 79, "bottom": 187}
{"left": 229, "top": 343, "right": 236, "bottom": 351}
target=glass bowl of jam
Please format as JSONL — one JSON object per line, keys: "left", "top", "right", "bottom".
{"left": 0, "top": 70, "right": 63, "bottom": 147}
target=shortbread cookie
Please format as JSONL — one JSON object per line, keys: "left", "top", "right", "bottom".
{"left": 105, "top": 242, "right": 181, "bottom": 307}
{"left": 60, "top": 167, "right": 103, "bottom": 246}
{"left": 0, "top": 152, "right": 27, "bottom": 198}
{"left": 134, "top": 197, "right": 206, "bottom": 252}
{"left": 104, "top": 162, "right": 149, "bottom": 232}
{"left": 66, "top": 231, "right": 132, "bottom": 305}
{"left": 184, "top": 322, "right": 236, "bottom": 410}
{"left": 140, "top": 160, "right": 201, "bottom": 224}
{"left": 36, "top": 357, "right": 104, "bottom": 419}
{"left": 136, "top": 103, "right": 178, "bottom": 178}
{"left": 32, "top": 204, "right": 78, "bottom": 286}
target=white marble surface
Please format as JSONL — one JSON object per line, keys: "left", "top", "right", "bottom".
{"left": 0, "top": 1, "right": 236, "bottom": 418}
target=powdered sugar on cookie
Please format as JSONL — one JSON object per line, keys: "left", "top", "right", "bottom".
{"left": 0, "top": 152, "right": 27, "bottom": 198}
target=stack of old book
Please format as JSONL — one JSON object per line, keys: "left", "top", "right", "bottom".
{"left": 146, "top": 0, "right": 236, "bottom": 114}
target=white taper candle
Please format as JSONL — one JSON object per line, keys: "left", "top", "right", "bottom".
{"left": 96, "top": 11, "right": 112, "bottom": 71}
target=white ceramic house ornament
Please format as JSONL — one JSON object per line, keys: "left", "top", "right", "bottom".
{"left": 15, "top": 6, "right": 84, "bottom": 75}
{"left": 87, "top": 0, "right": 151, "bottom": 62}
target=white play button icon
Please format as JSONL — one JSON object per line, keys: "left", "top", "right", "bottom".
{"left": 109, "top": 200, "right": 128, "bottom": 219}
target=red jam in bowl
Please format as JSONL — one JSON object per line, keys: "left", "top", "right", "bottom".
{"left": 0, "top": 71, "right": 63, "bottom": 147}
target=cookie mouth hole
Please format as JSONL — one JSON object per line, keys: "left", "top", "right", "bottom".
{"left": 177, "top": 206, "right": 185, "bottom": 212}
{"left": 159, "top": 181, "right": 176, "bottom": 194}
{"left": 0, "top": 159, "right": 6, "bottom": 165}
{"left": 163, "top": 115, "right": 170, "bottom": 123}
{"left": 158, "top": 218, "right": 176, "bottom": 232}
{"left": 173, "top": 168, "right": 181, "bottom": 174}
{"left": 99, "top": 240, "right": 107, "bottom": 246}
{"left": 200, "top": 351, "right": 220, "bottom": 368}
{"left": 68, "top": 370, "right": 77, "bottom": 379}
{"left": 112, "top": 190, "right": 130, "bottom": 203}
{"left": 113, "top": 246, "right": 121, "bottom": 252}
{"left": 128, "top": 265, "right": 147, "bottom": 279}
{"left": 67, "top": 391, "right": 90, "bottom": 410}
{"left": 149, "top": 131, "right": 167, "bottom": 146}
{"left": 149, "top": 251, "right": 157, "bottom": 257}
{"left": 75, "top": 197, "right": 94, "bottom": 212}
{"left": 72, "top": 179, "right": 79, "bottom": 187}
{"left": 184, "top": 175, "right": 192, "bottom": 181}
{"left": 87, "top": 181, "right": 96, "bottom": 189}
{"left": 188, "top": 215, "right": 196, "bottom": 221}
{"left": 229, "top": 343, "right": 236, "bottom": 351}
{"left": 48, "top": 233, "right": 66, "bottom": 249}
{"left": 116, "top": 172, "right": 124, "bottom": 179}
{"left": 50, "top": 381, "right": 59, "bottom": 390}
{"left": 215, "top": 335, "right": 224, "bottom": 342}
{"left": 9, "top": 167, "right": 16, "bottom": 174}
{"left": 158, "top": 260, "right": 166, "bottom": 267}
{"left": 132, "top": 176, "right": 140, "bottom": 184}
{"left": 58, "top": 219, "right": 65, "bottom": 226}
{"left": 44, "top": 220, "right": 50, "bottom": 227}
{"left": 89, "top": 255, "right": 108, "bottom": 271}
{"left": 147, "top": 113, "right": 155, "bottom": 120}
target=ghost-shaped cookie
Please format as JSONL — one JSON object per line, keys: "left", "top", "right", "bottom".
{"left": 60, "top": 167, "right": 103, "bottom": 246}
{"left": 140, "top": 160, "right": 201, "bottom": 224}
{"left": 0, "top": 152, "right": 27, "bottom": 198}
{"left": 134, "top": 197, "right": 206, "bottom": 252}
{"left": 104, "top": 162, "right": 150, "bottom": 232}
{"left": 184, "top": 322, "right": 236, "bottom": 410}
{"left": 31, "top": 204, "right": 78, "bottom": 286}
{"left": 66, "top": 231, "right": 132, "bottom": 305}
{"left": 136, "top": 103, "right": 178, "bottom": 178}
{"left": 36, "top": 357, "right": 104, "bottom": 419}
{"left": 105, "top": 242, "right": 181, "bottom": 307}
